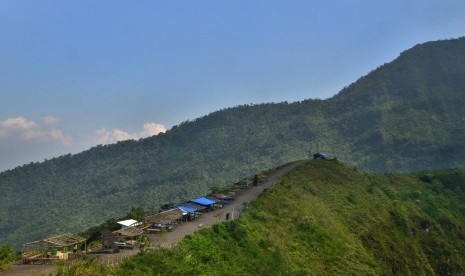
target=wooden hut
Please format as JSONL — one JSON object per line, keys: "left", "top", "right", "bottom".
{"left": 22, "top": 233, "right": 86, "bottom": 264}
{"left": 113, "top": 226, "right": 144, "bottom": 240}
{"left": 112, "top": 226, "right": 144, "bottom": 249}
{"left": 143, "top": 208, "right": 184, "bottom": 233}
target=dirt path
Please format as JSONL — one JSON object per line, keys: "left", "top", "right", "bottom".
{"left": 3, "top": 161, "right": 304, "bottom": 275}
{"left": 148, "top": 160, "right": 304, "bottom": 248}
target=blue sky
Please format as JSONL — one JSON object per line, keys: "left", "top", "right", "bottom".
{"left": 1, "top": 0, "right": 465, "bottom": 171}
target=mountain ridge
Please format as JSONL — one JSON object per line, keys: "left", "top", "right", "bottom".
{"left": 56, "top": 160, "right": 465, "bottom": 275}
{"left": 1, "top": 37, "right": 465, "bottom": 248}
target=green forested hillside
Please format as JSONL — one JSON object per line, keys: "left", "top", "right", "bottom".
{"left": 1, "top": 37, "right": 465, "bottom": 248}
{"left": 58, "top": 161, "right": 465, "bottom": 275}
{"left": 330, "top": 38, "right": 465, "bottom": 171}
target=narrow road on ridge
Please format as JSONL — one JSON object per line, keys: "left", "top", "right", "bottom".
{"left": 148, "top": 160, "right": 305, "bottom": 248}
{"left": 4, "top": 160, "right": 305, "bottom": 275}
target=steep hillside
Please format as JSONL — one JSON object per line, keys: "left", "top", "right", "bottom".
{"left": 329, "top": 38, "right": 465, "bottom": 171}
{"left": 59, "top": 161, "right": 465, "bottom": 275}
{"left": 1, "top": 37, "right": 465, "bottom": 248}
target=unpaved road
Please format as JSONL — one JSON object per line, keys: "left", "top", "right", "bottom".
{"left": 4, "top": 161, "right": 304, "bottom": 275}
{"left": 149, "top": 160, "right": 304, "bottom": 248}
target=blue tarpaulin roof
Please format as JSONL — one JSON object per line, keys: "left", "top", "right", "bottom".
{"left": 177, "top": 203, "right": 200, "bottom": 214}
{"left": 191, "top": 197, "right": 216, "bottom": 206}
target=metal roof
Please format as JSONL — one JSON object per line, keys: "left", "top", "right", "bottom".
{"left": 178, "top": 203, "right": 201, "bottom": 214}
{"left": 23, "top": 233, "right": 86, "bottom": 251}
{"left": 117, "top": 219, "right": 140, "bottom": 227}
{"left": 144, "top": 209, "right": 183, "bottom": 225}
{"left": 113, "top": 226, "right": 144, "bottom": 238}
{"left": 190, "top": 197, "right": 216, "bottom": 206}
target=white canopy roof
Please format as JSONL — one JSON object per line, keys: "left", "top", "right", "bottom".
{"left": 117, "top": 219, "right": 140, "bottom": 227}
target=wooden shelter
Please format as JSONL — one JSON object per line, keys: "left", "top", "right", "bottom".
{"left": 144, "top": 208, "right": 184, "bottom": 226}
{"left": 112, "top": 226, "right": 144, "bottom": 239}
{"left": 22, "top": 233, "right": 86, "bottom": 264}
{"left": 111, "top": 226, "right": 144, "bottom": 249}
{"left": 142, "top": 208, "right": 184, "bottom": 233}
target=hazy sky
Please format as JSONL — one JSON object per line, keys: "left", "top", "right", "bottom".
{"left": 1, "top": 0, "right": 465, "bottom": 171}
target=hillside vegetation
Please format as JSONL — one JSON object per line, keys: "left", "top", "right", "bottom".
{"left": 2, "top": 37, "right": 465, "bottom": 248}
{"left": 57, "top": 161, "right": 465, "bottom": 275}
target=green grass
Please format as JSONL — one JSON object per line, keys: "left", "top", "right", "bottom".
{"left": 58, "top": 160, "right": 465, "bottom": 275}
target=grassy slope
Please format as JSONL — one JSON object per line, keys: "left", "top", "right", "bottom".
{"left": 3, "top": 38, "right": 465, "bottom": 248}
{"left": 114, "top": 161, "right": 465, "bottom": 275}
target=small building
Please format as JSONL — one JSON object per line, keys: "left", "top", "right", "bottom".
{"left": 313, "top": 152, "right": 329, "bottom": 160}
{"left": 143, "top": 208, "right": 184, "bottom": 233}
{"left": 190, "top": 197, "right": 217, "bottom": 208}
{"left": 178, "top": 203, "right": 204, "bottom": 220}
{"left": 178, "top": 202, "right": 205, "bottom": 213}
{"left": 22, "top": 233, "right": 86, "bottom": 264}
{"left": 144, "top": 208, "right": 184, "bottom": 225}
{"left": 112, "top": 226, "right": 144, "bottom": 249}
{"left": 117, "top": 219, "right": 142, "bottom": 229}
{"left": 210, "top": 193, "right": 235, "bottom": 205}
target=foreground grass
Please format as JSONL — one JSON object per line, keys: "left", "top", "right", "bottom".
{"left": 57, "top": 160, "right": 465, "bottom": 275}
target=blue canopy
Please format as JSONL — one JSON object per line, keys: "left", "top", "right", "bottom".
{"left": 190, "top": 197, "right": 216, "bottom": 207}
{"left": 177, "top": 203, "right": 200, "bottom": 214}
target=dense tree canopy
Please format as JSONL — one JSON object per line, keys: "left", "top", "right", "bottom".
{"left": 1, "top": 37, "right": 465, "bottom": 248}
{"left": 57, "top": 161, "right": 465, "bottom": 275}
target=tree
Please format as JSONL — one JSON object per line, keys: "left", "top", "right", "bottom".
{"left": 0, "top": 244, "right": 18, "bottom": 272}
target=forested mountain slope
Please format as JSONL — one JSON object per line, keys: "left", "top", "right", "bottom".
{"left": 1, "top": 37, "right": 465, "bottom": 248}
{"left": 61, "top": 161, "right": 465, "bottom": 275}
{"left": 329, "top": 38, "right": 465, "bottom": 170}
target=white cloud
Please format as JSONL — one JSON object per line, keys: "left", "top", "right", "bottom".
{"left": 42, "top": 116, "right": 59, "bottom": 125}
{"left": 92, "top": 122, "right": 166, "bottom": 145}
{"left": 1, "top": 117, "right": 36, "bottom": 129}
{"left": 49, "top": 129, "right": 73, "bottom": 146}
{"left": 0, "top": 116, "right": 73, "bottom": 146}
{"left": 142, "top": 123, "right": 167, "bottom": 136}
{"left": 93, "top": 128, "right": 132, "bottom": 144}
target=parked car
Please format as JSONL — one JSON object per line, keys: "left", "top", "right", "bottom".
{"left": 313, "top": 152, "right": 328, "bottom": 160}
{"left": 114, "top": 241, "right": 135, "bottom": 249}
{"left": 151, "top": 222, "right": 174, "bottom": 231}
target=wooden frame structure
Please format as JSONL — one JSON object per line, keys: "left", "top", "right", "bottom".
{"left": 142, "top": 208, "right": 184, "bottom": 233}
{"left": 22, "top": 233, "right": 86, "bottom": 264}
{"left": 144, "top": 208, "right": 184, "bottom": 225}
{"left": 113, "top": 226, "right": 144, "bottom": 240}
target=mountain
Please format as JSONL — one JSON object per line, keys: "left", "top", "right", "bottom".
{"left": 329, "top": 38, "right": 465, "bottom": 171}
{"left": 59, "top": 160, "right": 465, "bottom": 275}
{"left": 1, "top": 37, "right": 465, "bottom": 248}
